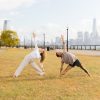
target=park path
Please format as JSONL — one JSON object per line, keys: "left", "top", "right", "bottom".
{"left": 70, "top": 50, "right": 100, "bottom": 56}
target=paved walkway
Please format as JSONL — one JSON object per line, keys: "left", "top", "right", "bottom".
{"left": 70, "top": 50, "right": 100, "bottom": 56}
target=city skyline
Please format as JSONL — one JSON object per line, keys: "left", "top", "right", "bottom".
{"left": 1, "top": 18, "right": 100, "bottom": 46}
{"left": 69, "top": 18, "right": 100, "bottom": 45}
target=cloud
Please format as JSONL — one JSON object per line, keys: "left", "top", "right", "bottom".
{"left": 37, "top": 23, "right": 64, "bottom": 34}
{"left": 0, "top": 0, "right": 48, "bottom": 11}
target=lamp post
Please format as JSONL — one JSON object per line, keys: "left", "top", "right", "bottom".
{"left": 43, "top": 33, "right": 45, "bottom": 49}
{"left": 66, "top": 27, "right": 68, "bottom": 52}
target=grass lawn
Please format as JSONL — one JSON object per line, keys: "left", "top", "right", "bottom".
{"left": 0, "top": 48, "right": 100, "bottom": 100}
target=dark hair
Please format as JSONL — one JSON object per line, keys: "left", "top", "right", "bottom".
{"left": 40, "top": 51, "right": 45, "bottom": 62}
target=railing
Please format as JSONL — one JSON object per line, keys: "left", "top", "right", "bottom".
{"left": 70, "top": 45, "right": 100, "bottom": 50}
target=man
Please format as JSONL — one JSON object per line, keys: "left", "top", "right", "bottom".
{"left": 13, "top": 33, "right": 45, "bottom": 77}
{"left": 56, "top": 35, "right": 90, "bottom": 77}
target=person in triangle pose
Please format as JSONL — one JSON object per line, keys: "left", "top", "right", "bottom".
{"left": 56, "top": 35, "right": 90, "bottom": 77}
{"left": 13, "top": 33, "right": 45, "bottom": 77}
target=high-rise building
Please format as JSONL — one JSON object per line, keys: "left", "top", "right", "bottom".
{"left": 3, "top": 20, "right": 11, "bottom": 31}
{"left": 55, "top": 36, "right": 62, "bottom": 49}
{"left": 55, "top": 37, "right": 61, "bottom": 44}
{"left": 84, "top": 31, "right": 90, "bottom": 45}
{"left": 90, "top": 18, "right": 99, "bottom": 44}
{"left": 92, "top": 18, "right": 98, "bottom": 36}
{"left": 76, "top": 31, "right": 83, "bottom": 45}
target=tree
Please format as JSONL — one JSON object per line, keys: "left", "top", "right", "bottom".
{"left": 1, "top": 30, "right": 19, "bottom": 47}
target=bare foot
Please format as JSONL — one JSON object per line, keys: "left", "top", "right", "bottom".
{"left": 61, "top": 72, "right": 65, "bottom": 75}
{"left": 13, "top": 74, "right": 17, "bottom": 78}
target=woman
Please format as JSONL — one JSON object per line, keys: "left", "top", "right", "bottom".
{"left": 56, "top": 35, "right": 90, "bottom": 77}
{"left": 13, "top": 33, "right": 45, "bottom": 77}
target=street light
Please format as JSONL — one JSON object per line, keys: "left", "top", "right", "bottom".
{"left": 66, "top": 27, "right": 68, "bottom": 52}
{"left": 43, "top": 33, "right": 45, "bottom": 49}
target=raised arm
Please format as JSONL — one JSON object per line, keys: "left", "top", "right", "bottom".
{"left": 61, "top": 35, "right": 66, "bottom": 52}
{"left": 33, "top": 32, "right": 38, "bottom": 49}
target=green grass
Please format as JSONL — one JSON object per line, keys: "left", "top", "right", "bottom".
{"left": 0, "top": 48, "right": 100, "bottom": 100}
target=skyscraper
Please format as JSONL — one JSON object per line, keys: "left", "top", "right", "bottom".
{"left": 3, "top": 20, "right": 10, "bottom": 31}
{"left": 84, "top": 31, "right": 89, "bottom": 45}
{"left": 76, "top": 31, "right": 83, "bottom": 45}
{"left": 92, "top": 18, "right": 98, "bottom": 37}
{"left": 55, "top": 36, "right": 62, "bottom": 49}
{"left": 91, "top": 18, "right": 98, "bottom": 44}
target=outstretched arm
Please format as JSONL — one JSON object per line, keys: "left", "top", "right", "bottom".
{"left": 33, "top": 33, "right": 38, "bottom": 49}
{"left": 61, "top": 35, "right": 66, "bottom": 52}
{"left": 61, "top": 65, "right": 72, "bottom": 75}
{"left": 60, "top": 61, "right": 64, "bottom": 75}
{"left": 36, "top": 58, "right": 45, "bottom": 72}
{"left": 39, "top": 62, "right": 45, "bottom": 72}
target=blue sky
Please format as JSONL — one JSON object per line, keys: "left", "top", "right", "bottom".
{"left": 0, "top": 0, "right": 100, "bottom": 42}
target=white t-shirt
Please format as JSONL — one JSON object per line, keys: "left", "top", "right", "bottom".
{"left": 28, "top": 39, "right": 41, "bottom": 59}
{"left": 29, "top": 48, "right": 41, "bottom": 59}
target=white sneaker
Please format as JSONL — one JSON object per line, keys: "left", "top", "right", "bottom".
{"left": 40, "top": 72, "right": 45, "bottom": 76}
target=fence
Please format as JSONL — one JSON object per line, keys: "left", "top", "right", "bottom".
{"left": 70, "top": 45, "right": 100, "bottom": 50}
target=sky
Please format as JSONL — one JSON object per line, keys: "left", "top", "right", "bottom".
{"left": 0, "top": 0, "right": 100, "bottom": 42}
